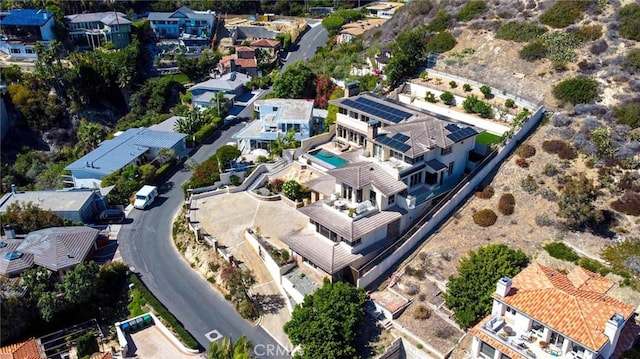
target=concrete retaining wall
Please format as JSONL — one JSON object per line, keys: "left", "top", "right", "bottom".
{"left": 357, "top": 105, "right": 545, "bottom": 289}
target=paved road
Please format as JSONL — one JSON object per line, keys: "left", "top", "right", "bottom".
{"left": 118, "top": 22, "right": 328, "bottom": 358}
{"left": 282, "top": 20, "right": 328, "bottom": 70}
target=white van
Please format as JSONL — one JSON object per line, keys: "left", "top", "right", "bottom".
{"left": 134, "top": 185, "right": 158, "bottom": 209}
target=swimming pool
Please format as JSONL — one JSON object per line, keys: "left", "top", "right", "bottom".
{"left": 308, "top": 149, "right": 348, "bottom": 168}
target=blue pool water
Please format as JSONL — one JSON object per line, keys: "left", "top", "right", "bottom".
{"left": 309, "top": 149, "right": 348, "bottom": 168}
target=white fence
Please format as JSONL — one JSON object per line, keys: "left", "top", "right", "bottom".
{"left": 357, "top": 105, "right": 545, "bottom": 289}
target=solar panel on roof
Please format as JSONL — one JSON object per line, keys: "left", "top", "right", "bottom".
{"left": 447, "top": 126, "right": 478, "bottom": 142}
{"left": 392, "top": 133, "right": 410, "bottom": 142}
{"left": 377, "top": 135, "right": 411, "bottom": 153}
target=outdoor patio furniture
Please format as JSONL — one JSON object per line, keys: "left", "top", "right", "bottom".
{"left": 521, "top": 334, "right": 533, "bottom": 342}
{"left": 487, "top": 316, "right": 504, "bottom": 332}
{"left": 526, "top": 349, "right": 537, "bottom": 359}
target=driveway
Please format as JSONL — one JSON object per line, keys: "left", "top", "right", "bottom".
{"left": 190, "top": 192, "right": 309, "bottom": 347}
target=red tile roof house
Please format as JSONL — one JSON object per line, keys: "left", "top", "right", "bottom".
{"left": 470, "top": 263, "right": 639, "bottom": 359}
{"left": 219, "top": 46, "right": 258, "bottom": 77}
{"left": 250, "top": 38, "right": 281, "bottom": 60}
{"left": 0, "top": 337, "right": 45, "bottom": 359}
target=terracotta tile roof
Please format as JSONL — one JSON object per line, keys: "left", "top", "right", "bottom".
{"left": 220, "top": 54, "right": 257, "bottom": 69}
{"left": 0, "top": 338, "right": 43, "bottom": 359}
{"left": 469, "top": 320, "right": 524, "bottom": 359}
{"left": 495, "top": 263, "right": 635, "bottom": 352}
{"left": 250, "top": 38, "right": 280, "bottom": 48}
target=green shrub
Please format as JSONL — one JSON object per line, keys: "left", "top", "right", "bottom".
{"left": 516, "top": 144, "right": 536, "bottom": 158}
{"left": 540, "top": 31, "right": 581, "bottom": 64}
{"left": 425, "top": 92, "right": 438, "bottom": 103}
{"left": 130, "top": 274, "right": 199, "bottom": 349}
{"left": 229, "top": 174, "right": 241, "bottom": 186}
{"left": 449, "top": 81, "right": 457, "bottom": 88}
{"left": 624, "top": 48, "right": 640, "bottom": 73}
{"left": 476, "top": 185, "right": 495, "bottom": 199}
{"left": 463, "top": 95, "right": 479, "bottom": 112}
{"left": 455, "top": 1, "right": 487, "bottom": 21}
{"left": 543, "top": 242, "right": 579, "bottom": 262}
{"left": 553, "top": 76, "right": 599, "bottom": 106}
{"left": 578, "top": 257, "right": 610, "bottom": 276}
{"left": 427, "top": 9, "right": 453, "bottom": 32}
{"left": 498, "top": 193, "right": 516, "bottom": 215}
{"left": 614, "top": 102, "right": 640, "bottom": 129}
{"left": 574, "top": 25, "right": 603, "bottom": 42}
{"left": 520, "top": 175, "right": 538, "bottom": 193}
{"left": 472, "top": 209, "right": 498, "bottom": 227}
{"left": 463, "top": 83, "right": 472, "bottom": 92}
{"left": 505, "top": 99, "right": 516, "bottom": 108}
{"left": 473, "top": 101, "right": 494, "bottom": 118}
{"left": 622, "top": 348, "right": 640, "bottom": 359}
{"left": 618, "top": 3, "right": 640, "bottom": 41}
{"left": 76, "top": 332, "right": 99, "bottom": 358}
{"left": 154, "top": 162, "right": 173, "bottom": 181}
{"left": 539, "top": 0, "right": 588, "bottom": 28}
{"left": 193, "top": 123, "right": 216, "bottom": 143}
{"left": 283, "top": 180, "right": 303, "bottom": 201}
{"left": 496, "top": 21, "right": 547, "bottom": 42}
{"left": 440, "top": 91, "right": 456, "bottom": 105}
{"left": 519, "top": 40, "right": 547, "bottom": 61}
{"left": 479, "top": 85, "right": 492, "bottom": 98}
{"left": 238, "top": 300, "right": 259, "bottom": 320}
{"left": 425, "top": 31, "right": 456, "bottom": 53}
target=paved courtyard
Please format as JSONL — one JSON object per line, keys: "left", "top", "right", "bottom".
{"left": 190, "top": 191, "right": 310, "bottom": 348}
{"left": 129, "top": 325, "right": 204, "bottom": 359}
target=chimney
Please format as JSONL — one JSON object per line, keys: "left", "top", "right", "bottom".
{"left": 604, "top": 313, "right": 625, "bottom": 346}
{"left": 366, "top": 119, "right": 380, "bottom": 156}
{"left": 345, "top": 81, "right": 360, "bottom": 98}
{"left": 496, "top": 277, "right": 512, "bottom": 297}
{"left": 10, "top": 184, "right": 16, "bottom": 195}
{"left": 4, "top": 225, "right": 15, "bottom": 239}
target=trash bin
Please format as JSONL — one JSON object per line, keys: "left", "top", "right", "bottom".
{"left": 121, "top": 322, "right": 130, "bottom": 333}
{"left": 142, "top": 314, "right": 153, "bottom": 326}
{"left": 135, "top": 317, "right": 144, "bottom": 329}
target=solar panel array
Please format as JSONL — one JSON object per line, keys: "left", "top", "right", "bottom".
{"left": 446, "top": 126, "right": 478, "bottom": 142}
{"left": 342, "top": 97, "right": 413, "bottom": 123}
{"left": 377, "top": 134, "right": 411, "bottom": 153}
{"left": 392, "top": 133, "right": 410, "bottom": 142}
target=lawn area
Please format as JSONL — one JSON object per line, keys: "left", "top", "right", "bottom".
{"left": 476, "top": 132, "right": 502, "bottom": 145}
{"left": 170, "top": 73, "right": 190, "bottom": 84}
{"left": 128, "top": 287, "right": 147, "bottom": 318}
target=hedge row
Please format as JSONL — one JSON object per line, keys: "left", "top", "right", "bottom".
{"left": 193, "top": 123, "right": 218, "bottom": 144}
{"left": 130, "top": 274, "right": 199, "bottom": 349}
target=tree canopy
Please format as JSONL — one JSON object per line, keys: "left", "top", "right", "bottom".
{"left": 385, "top": 27, "right": 427, "bottom": 86}
{"left": 444, "top": 244, "right": 528, "bottom": 328}
{"left": 1, "top": 201, "right": 68, "bottom": 233}
{"left": 557, "top": 173, "right": 604, "bottom": 229}
{"left": 208, "top": 336, "right": 253, "bottom": 359}
{"left": 272, "top": 62, "right": 316, "bottom": 99}
{"left": 284, "top": 279, "right": 368, "bottom": 359}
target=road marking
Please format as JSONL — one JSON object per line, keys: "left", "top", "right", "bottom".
{"left": 205, "top": 329, "right": 223, "bottom": 342}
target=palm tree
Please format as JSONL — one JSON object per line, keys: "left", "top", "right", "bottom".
{"left": 174, "top": 109, "right": 206, "bottom": 135}
{"left": 268, "top": 129, "right": 297, "bottom": 157}
{"left": 208, "top": 336, "right": 253, "bottom": 359}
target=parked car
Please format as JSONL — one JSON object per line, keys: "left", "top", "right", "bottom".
{"left": 133, "top": 185, "right": 158, "bottom": 210}
{"left": 96, "top": 209, "right": 125, "bottom": 224}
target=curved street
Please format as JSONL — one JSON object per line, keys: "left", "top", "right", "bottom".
{"left": 117, "top": 21, "right": 327, "bottom": 358}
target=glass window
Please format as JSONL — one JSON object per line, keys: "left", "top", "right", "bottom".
{"left": 480, "top": 342, "right": 496, "bottom": 359}
{"left": 441, "top": 147, "right": 452, "bottom": 155}
{"left": 373, "top": 144, "right": 383, "bottom": 160}
{"left": 448, "top": 161, "right": 454, "bottom": 175}
{"left": 572, "top": 343, "right": 586, "bottom": 359}
{"left": 388, "top": 194, "right": 395, "bottom": 205}
{"left": 501, "top": 354, "right": 511, "bottom": 359}
{"left": 410, "top": 172, "right": 422, "bottom": 186}
{"left": 10, "top": 48, "right": 20, "bottom": 54}
{"left": 532, "top": 321, "right": 544, "bottom": 337}
{"left": 339, "top": 107, "right": 347, "bottom": 115}
{"left": 506, "top": 306, "right": 516, "bottom": 315}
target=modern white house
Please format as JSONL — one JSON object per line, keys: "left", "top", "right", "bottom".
{"left": 470, "top": 263, "right": 638, "bottom": 359}
{"left": 0, "top": 9, "right": 56, "bottom": 59}
{"left": 232, "top": 99, "right": 317, "bottom": 152}
{"left": 0, "top": 188, "right": 107, "bottom": 223}
{"left": 365, "top": 2, "right": 405, "bottom": 19}
{"left": 65, "top": 128, "right": 187, "bottom": 188}
{"left": 336, "top": 18, "right": 386, "bottom": 44}
{"left": 148, "top": 6, "right": 216, "bottom": 46}
{"left": 284, "top": 94, "right": 482, "bottom": 279}
{"left": 65, "top": 11, "right": 131, "bottom": 50}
